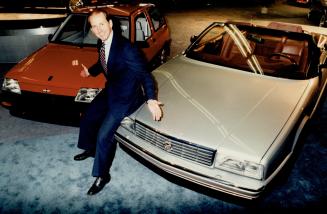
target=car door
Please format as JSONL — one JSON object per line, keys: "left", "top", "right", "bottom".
{"left": 133, "top": 11, "right": 156, "bottom": 62}
{"left": 146, "top": 5, "right": 169, "bottom": 58}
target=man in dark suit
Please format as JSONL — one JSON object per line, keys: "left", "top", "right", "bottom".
{"left": 73, "top": 9, "right": 163, "bottom": 195}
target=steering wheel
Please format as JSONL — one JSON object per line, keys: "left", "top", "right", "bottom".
{"left": 269, "top": 53, "right": 297, "bottom": 65}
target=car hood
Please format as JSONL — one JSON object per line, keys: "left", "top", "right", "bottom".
{"left": 133, "top": 56, "right": 311, "bottom": 161}
{"left": 6, "top": 43, "right": 105, "bottom": 96}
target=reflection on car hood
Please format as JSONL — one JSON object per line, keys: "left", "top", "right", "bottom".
{"left": 134, "top": 55, "right": 310, "bottom": 160}
{"left": 7, "top": 43, "right": 104, "bottom": 95}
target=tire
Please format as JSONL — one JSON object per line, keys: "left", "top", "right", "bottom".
{"left": 156, "top": 44, "right": 171, "bottom": 67}
{"left": 158, "top": 47, "right": 169, "bottom": 65}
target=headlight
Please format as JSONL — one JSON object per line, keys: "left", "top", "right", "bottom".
{"left": 74, "top": 88, "right": 102, "bottom": 103}
{"left": 120, "top": 117, "right": 135, "bottom": 132}
{"left": 215, "top": 155, "right": 264, "bottom": 180}
{"left": 2, "top": 78, "right": 21, "bottom": 94}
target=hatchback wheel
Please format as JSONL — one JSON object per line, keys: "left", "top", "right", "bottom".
{"left": 158, "top": 47, "right": 169, "bottom": 65}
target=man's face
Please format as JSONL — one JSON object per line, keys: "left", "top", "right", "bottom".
{"left": 89, "top": 12, "right": 112, "bottom": 42}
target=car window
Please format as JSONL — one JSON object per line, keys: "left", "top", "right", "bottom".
{"left": 187, "top": 25, "right": 251, "bottom": 72}
{"left": 186, "top": 23, "right": 312, "bottom": 79}
{"left": 148, "top": 6, "right": 166, "bottom": 31}
{"left": 119, "top": 18, "right": 130, "bottom": 40}
{"left": 52, "top": 14, "right": 129, "bottom": 46}
{"left": 135, "top": 12, "right": 151, "bottom": 41}
{"left": 54, "top": 14, "right": 88, "bottom": 45}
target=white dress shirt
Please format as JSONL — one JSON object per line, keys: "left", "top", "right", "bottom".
{"left": 103, "top": 31, "right": 113, "bottom": 64}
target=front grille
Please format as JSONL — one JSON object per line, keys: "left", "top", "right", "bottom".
{"left": 19, "top": 91, "right": 82, "bottom": 111}
{"left": 8, "top": 91, "right": 86, "bottom": 125}
{"left": 135, "top": 121, "right": 216, "bottom": 166}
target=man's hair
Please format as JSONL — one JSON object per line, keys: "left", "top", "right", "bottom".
{"left": 88, "top": 9, "right": 111, "bottom": 23}
{"left": 88, "top": 8, "right": 122, "bottom": 36}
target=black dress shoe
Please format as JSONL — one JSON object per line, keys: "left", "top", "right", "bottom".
{"left": 73, "top": 150, "right": 95, "bottom": 161}
{"left": 87, "top": 175, "right": 111, "bottom": 195}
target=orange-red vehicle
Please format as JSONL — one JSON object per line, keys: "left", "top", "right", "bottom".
{"left": 1, "top": 3, "right": 171, "bottom": 119}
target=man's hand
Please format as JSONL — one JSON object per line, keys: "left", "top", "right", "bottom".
{"left": 80, "top": 64, "right": 90, "bottom": 78}
{"left": 72, "top": 59, "right": 90, "bottom": 78}
{"left": 147, "top": 99, "right": 163, "bottom": 121}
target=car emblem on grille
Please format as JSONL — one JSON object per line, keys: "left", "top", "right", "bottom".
{"left": 163, "top": 141, "right": 173, "bottom": 151}
{"left": 42, "top": 89, "right": 51, "bottom": 93}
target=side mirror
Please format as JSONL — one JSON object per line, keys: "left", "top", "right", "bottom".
{"left": 319, "top": 63, "right": 327, "bottom": 71}
{"left": 317, "top": 63, "right": 327, "bottom": 82}
{"left": 190, "top": 35, "right": 198, "bottom": 43}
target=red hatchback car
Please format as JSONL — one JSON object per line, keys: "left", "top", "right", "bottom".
{"left": 1, "top": 3, "right": 171, "bottom": 119}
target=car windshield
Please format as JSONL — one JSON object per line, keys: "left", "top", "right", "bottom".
{"left": 185, "top": 23, "right": 313, "bottom": 79}
{"left": 51, "top": 13, "right": 129, "bottom": 46}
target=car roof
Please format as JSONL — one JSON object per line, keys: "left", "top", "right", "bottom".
{"left": 73, "top": 3, "right": 154, "bottom": 16}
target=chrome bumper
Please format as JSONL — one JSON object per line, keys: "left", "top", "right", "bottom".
{"left": 115, "top": 131, "right": 263, "bottom": 200}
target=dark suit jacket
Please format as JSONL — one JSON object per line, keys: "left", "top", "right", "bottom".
{"left": 88, "top": 33, "right": 156, "bottom": 115}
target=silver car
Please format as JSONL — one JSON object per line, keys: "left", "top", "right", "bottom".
{"left": 115, "top": 21, "right": 327, "bottom": 199}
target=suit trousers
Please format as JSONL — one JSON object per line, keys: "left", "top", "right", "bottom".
{"left": 77, "top": 89, "right": 126, "bottom": 177}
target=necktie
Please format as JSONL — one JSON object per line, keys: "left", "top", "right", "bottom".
{"left": 100, "top": 42, "right": 107, "bottom": 73}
